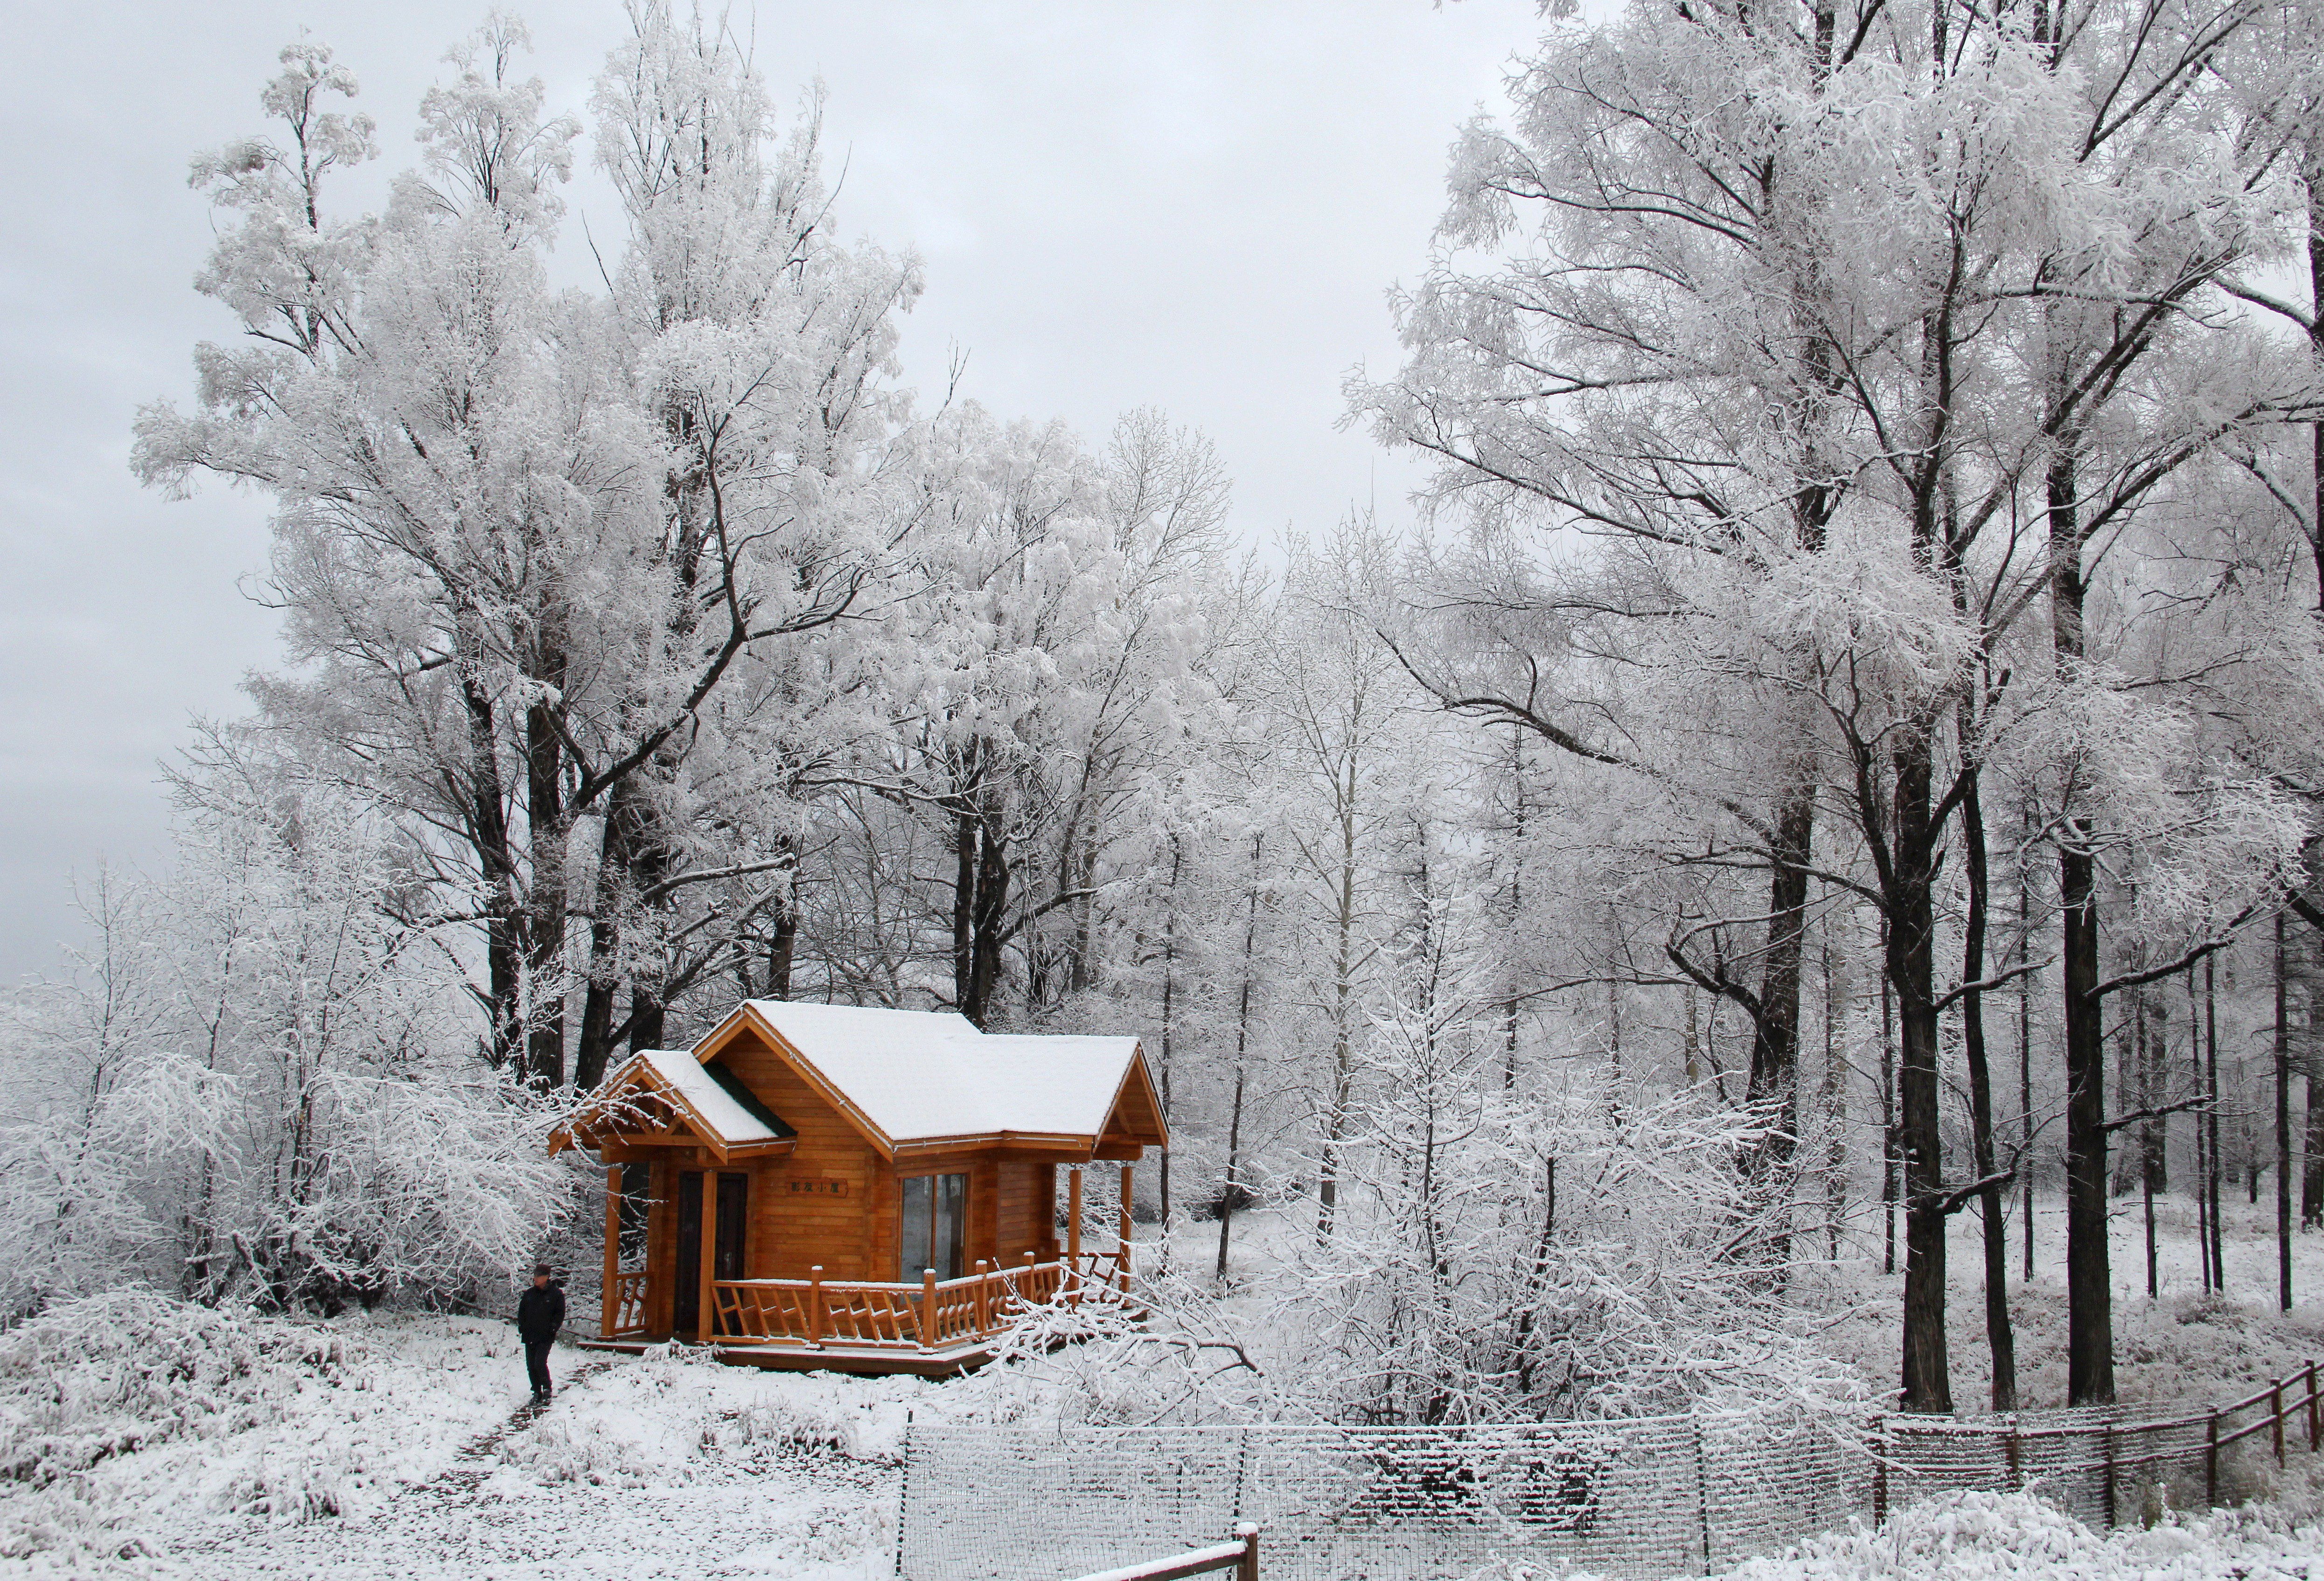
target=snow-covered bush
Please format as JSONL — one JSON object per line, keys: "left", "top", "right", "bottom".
{"left": 0, "top": 757, "right": 572, "bottom": 1320}
{"left": 1271, "top": 1069, "right": 1865, "bottom": 1423}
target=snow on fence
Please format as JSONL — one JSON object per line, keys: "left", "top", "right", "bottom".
{"left": 897, "top": 1415, "right": 1864, "bottom": 1581}
{"left": 897, "top": 1364, "right": 2324, "bottom": 1581}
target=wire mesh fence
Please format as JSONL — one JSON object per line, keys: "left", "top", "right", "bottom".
{"left": 898, "top": 1416, "right": 1864, "bottom": 1581}
{"left": 897, "top": 1374, "right": 2321, "bottom": 1581}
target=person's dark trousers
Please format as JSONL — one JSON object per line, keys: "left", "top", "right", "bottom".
{"left": 525, "top": 1338, "right": 553, "bottom": 1400}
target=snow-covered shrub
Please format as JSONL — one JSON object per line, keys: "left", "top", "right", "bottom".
{"left": 0, "top": 758, "right": 572, "bottom": 1320}
{"left": 0, "top": 1290, "right": 356, "bottom": 1497}
{"left": 1275, "top": 1071, "right": 1864, "bottom": 1422}
{"left": 0, "top": 1291, "right": 377, "bottom": 1559}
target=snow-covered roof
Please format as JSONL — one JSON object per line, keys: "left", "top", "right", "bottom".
{"left": 635, "top": 1049, "right": 790, "bottom": 1147}
{"left": 551, "top": 1045, "right": 798, "bottom": 1160}
{"left": 717, "top": 1000, "right": 1154, "bottom": 1149}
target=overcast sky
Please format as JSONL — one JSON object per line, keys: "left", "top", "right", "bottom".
{"left": 0, "top": 1, "right": 1542, "bottom": 982}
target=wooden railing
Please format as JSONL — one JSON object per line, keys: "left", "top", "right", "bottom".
{"left": 1872, "top": 1357, "right": 2323, "bottom": 1527}
{"left": 2205, "top": 1360, "right": 2322, "bottom": 1503}
{"left": 604, "top": 1268, "right": 651, "bottom": 1339}
{"left": 706, "top": 1253, "right": 1127, "bottom": 1351}
{"left": 1068, "top": 1525, "right": 1259, "bottom": 1581}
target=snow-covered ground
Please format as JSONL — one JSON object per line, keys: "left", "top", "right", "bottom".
{"left": 7, "top": 1194, "right": 2324, "bottom": 1579}
{"left": 1813, "top": 1189, "right": 2324, "bottom": 1414}
{"left": 0, "top": 1295, "right": 930, "bottom": 1580}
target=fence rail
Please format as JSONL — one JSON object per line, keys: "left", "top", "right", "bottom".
{"left": 900, "top": 1360, "right": 2323, "bottom": 1581}
{"left": 1066, "top": 1525, "right": 1259, "bottom": 1581}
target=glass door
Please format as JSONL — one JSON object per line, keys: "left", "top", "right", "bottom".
{"left": 900, "top": 1172, "right": 967, "bottom": 1281}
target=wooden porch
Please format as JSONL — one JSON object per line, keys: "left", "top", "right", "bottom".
{"left": 584, "top": 1161, "right": 1141, "bottom": 1374}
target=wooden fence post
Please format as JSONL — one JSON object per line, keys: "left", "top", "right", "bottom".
{"left": 2005, "top": 1424, "right": 2021, "bottom": 1492}
{"left": 2296, "top": 1358, "right": 2315, "bottom": 1460}
{"left": 1235, "top": 1521, "right": 1259, "bottom": 1581}
{"left": 2206, "top": 1411, "right": 2219, "bottom": 1507}
{"left": 1692, "top": 1420, "right": 1713, "bottom": 1572}
{"left": 808, "top": 1266, "right": 825, "bottom": 1349}
{"left": 2272, "top": 1377, "right": 2285, "bottom": 1467}
{"left": 1872, "top": 1421, "right": 1888, "bottom": 1528}
{"left": 975, "top": 1260, "right": 990, "bottom": 1334}
{"left": 919, "top": 1268, "right": 936, "bottom": 1353}
{"left": 2101, "top": 1424, "right": 2116, "bottom": 1527}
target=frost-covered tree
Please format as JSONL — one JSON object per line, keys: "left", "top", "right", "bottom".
{"left": 0, "top": 747, "right": 566, "bottom": 1319}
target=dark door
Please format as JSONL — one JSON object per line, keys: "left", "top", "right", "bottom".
{"left": 673, "top": 1170, "right": 703, "bottom": 1337}
{"left": 715, "top": 1172, "right": 748, "bottom": 1282}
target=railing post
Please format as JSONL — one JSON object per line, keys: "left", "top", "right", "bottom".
{"left": 2206, "top": 1411, "right": 2219, "bottom": 1506}
{"left": 602, "top": 1165, "right": 621, "bottom": 1340}
{"left": 974, "top": 1260, "right": 990, "bottom": 1334}
{"left": 1119, "top": 1163, "right": 1135, "bottom": 1283}
{"left": 808, "top": 1266, "right": 825, "bottom": 1350}
{"left": 1067, "top": 1168, "right": 1084, "bottom": 1305}
{"left": 2273, "top": 1376, "right": 2286, "bottom": 1467}
{"left": 919, "top": 1268, "right": 937, "bottom": 1351}
{"left": 2296, "top": 1358, "right": 2315, "bottom": 1460}
{"left": 1235, "top": 1521, "right": 1259, "bottom": 1581}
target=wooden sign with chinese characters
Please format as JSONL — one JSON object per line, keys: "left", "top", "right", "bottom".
{"left": 784, "top": 1177, "right": 848, "bottom": 1197}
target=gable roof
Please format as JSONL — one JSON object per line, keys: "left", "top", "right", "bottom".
{"left": 697, "top": 999, "right": 1168, "bottom": 1157}
{"left": 549, "top": 1047, "right": 797, "bottom": 1162}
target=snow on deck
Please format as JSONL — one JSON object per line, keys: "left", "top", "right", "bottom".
{"left": 736, "top": 1000, "right": 1140, "bottom": 1144}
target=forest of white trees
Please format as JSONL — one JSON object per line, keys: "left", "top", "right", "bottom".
{"left": 10, "top": 0, "right": 2324, "bottom": 1430}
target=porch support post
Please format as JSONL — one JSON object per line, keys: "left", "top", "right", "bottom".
{"left": 1119, "top": 1163, "right": 1134, "bottom": 1283}
{"left": 602, "top": 1165, "right": 620, "bottom": 1338}
{"left": 1067, "top": 1167, "right": 1083, "bottom": 1304}
{"left": 698, "top": 1163, "right": 719, "bottom": 1345}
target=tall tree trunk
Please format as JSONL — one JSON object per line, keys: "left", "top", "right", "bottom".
{"left": 1317, "top": 776, "right": 1359, "bottom": 1241}
{"left": 2191, "top": 967, "right": 2212, "bottom": 1294}
{"left": 2277, "top": 912, "right": 2294, "bottom": 1312}
{"left": 1504, "top": 730, "right": 1526, "bottom": 1089}
{"left": 1155, "top": 837, "right": 1180, "bottom": 1230}
{"left": 1891, "top": 718, "right": 1951, "bottom": 1414}
{"left": 2052, "top": 437, "right": 2116, "bottom": 1406}
{"left": 523, "top": 618, "right": 568, "bottom": 1090}
{"left": 2020, "top": 802, "right": 2037, "bottom": 1285}
{"left": 1881, "top": 949, "right": 1898, "bottom": 1279}
{"left": 1217, "top": 833, "right": 1262, "bottom": 1282}
{"left": 575, "top": 780, "right": 649, "bottom": 1089}
{"left": 767, "top": 859, "right": 798, "bottom": 1002}
{"left": 458, "top": 636, "right": 522, "bottom": 1072}
{"left": 2208, "top": 958, "right": 2226, "bottom": 1289}
{"left": 952, "top": 803, "right": 977, "bottom": 1013}
{"left": 1960, "top": 766, "right": 2016, "bottom": 1408}
{"left": 1821, "top": 902, "right": 1847, "bottom": 1262}
{"left": 1744, "top": 779, "right": 1815, "bottom": 1265}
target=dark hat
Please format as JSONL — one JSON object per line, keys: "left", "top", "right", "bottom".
{"left": 533, "top": 1263, "right": 552, "bottom": 1277}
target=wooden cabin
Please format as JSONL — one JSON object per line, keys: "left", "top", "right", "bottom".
{"left": 549, "top": 999, "right": 1168, "bottom": 1373}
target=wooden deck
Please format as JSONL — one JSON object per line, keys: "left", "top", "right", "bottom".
{"left": 576, "top": 1333, "right": 1013, "bottom": 1376}
{"left": 586, "top": 1250, "right": 1130, "bottom": 1375}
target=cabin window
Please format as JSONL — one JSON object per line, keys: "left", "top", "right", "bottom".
{"left": 900, "top": 1172, "right": 967, "bottom": 1282}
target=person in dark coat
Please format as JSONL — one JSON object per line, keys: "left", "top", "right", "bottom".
{"left": 516, "top": 1263, "right": 565, "bottom": 1402}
